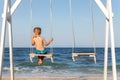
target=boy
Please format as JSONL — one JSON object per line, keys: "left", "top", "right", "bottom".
{"left": 31, "top": 27, "right": 53, "bottom": 65}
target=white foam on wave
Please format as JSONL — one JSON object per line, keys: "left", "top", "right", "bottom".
{"left": 3, "top": 66, "right": 53, "bottom": 73}
{"left": 3, "top": 67, "right": 10, "bottom": 71}
{"left": 2, "top": 66, "right": 104, "bottom": 77}
{"left": 3, "top": 67, "right": 31, "bottom": 72}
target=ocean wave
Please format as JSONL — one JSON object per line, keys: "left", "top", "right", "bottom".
{"left": 3, "top": 65, "right": 54, "bottom": 72}
{"left": 3, "top": 67, "right": 31, "bottom": 72}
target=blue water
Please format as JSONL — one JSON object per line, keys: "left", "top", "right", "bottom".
{"left": 2, "top": 48, "right": 120, "bottom": 77}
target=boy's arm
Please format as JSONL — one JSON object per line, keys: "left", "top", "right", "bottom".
{"left": 31, "top": 36, "right": 35, "bottom": 46}
{"left": 42, "top": 37, "right": 53, "bottom": 46}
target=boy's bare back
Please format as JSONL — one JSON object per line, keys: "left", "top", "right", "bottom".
{"left": 33, "top": 36, "right": 44, "bottom": 50}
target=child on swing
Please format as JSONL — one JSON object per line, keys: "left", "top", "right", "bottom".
{"left": 31, "top": 27, "right": 53, "bottom": 65}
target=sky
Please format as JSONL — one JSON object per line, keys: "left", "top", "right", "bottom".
{"left": 0, "top": 0, "right": 120, "bottom": 47}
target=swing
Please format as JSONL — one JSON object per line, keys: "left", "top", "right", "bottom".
{"left": 70, "top": 0, "right": 96, "bottom": 63}
{"left": 29, "top": 0, "right": 54, "bottom": 63}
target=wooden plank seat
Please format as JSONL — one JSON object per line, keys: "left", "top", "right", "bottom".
{"left": 72, "top": 53, "right": 96, "bottom": 63}
{"left": 29, "top": 53, "right": 54, "bottom": 63}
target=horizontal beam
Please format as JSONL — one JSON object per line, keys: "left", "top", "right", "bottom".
{"left": 11, "top": 0, "right": 22, "bottom": 15}
{"left": 95, "top": 0, "right": 109, "bottom": 19}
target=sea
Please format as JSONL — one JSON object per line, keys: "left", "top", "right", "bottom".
{"left": 2, "top": 48, "right": 120, "bottom": 77}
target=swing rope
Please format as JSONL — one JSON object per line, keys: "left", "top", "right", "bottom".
{"left": 70, "top": 0, "right": 96, "bottom": 54}
{"left": 50, "top": 0, "right": 53, "bottom": 53}
{"left": 30, "top": 0, "right": 33, "bottom": 53}
{"left": 89, "top": 0, "right": 96, "bottom": 54}
{"left": 69, "top": 0, "right": 75, "bottom": 53}
{"left": 29, "top": 0, "right": 53, "bottom": 54}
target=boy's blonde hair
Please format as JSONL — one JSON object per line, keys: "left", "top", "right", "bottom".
{"left": 33, "top": 27, "right": 41, "bottom": 35}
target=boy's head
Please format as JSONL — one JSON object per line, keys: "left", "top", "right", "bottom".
{"left": 33, "top": 27, "right": 41, "bottom": 35}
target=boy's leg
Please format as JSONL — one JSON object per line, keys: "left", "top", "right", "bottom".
{"left": 38, "top": 56, "right": 44, "bottom": 65}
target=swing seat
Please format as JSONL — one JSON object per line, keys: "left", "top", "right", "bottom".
{"left": 72, "top": 52, "right": 96, "bottom": 63}
{"left": 29, "top": 53, "right": 54, "bottom": 63}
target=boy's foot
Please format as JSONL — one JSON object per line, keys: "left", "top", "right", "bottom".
{"left": 38, "top": 59, "right": 43, "bottom": 65}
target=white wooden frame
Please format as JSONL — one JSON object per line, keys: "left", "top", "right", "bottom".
{"left": 0, "top": 0, "right": 117, "bottom": 80}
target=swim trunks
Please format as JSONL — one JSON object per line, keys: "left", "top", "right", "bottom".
{"left": 34, "top": 49, "right": 47, "bottom": 54}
